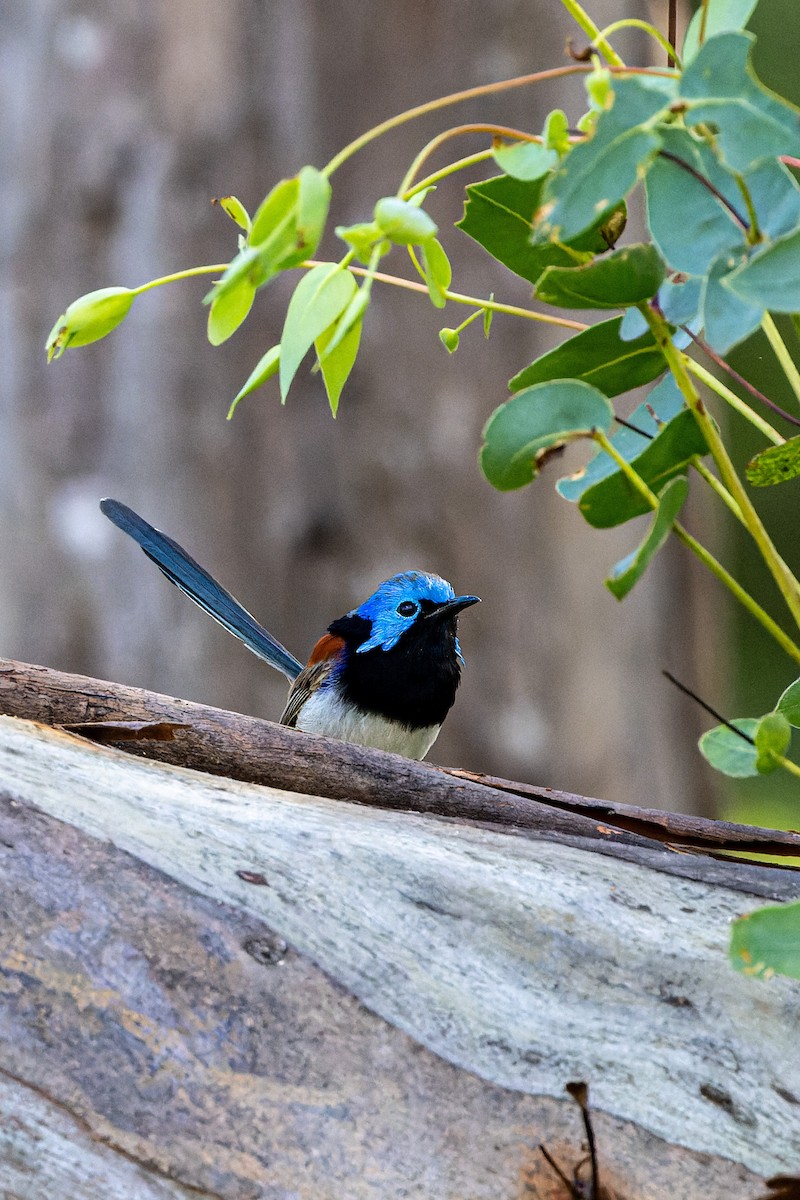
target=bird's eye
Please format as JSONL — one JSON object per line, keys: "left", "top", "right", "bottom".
{"left": 397, "top": 600, "right": 418, "bottom": 617}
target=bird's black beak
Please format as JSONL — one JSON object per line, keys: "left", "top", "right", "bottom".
{"left": 426, "top": 595, "right": 481, "bottom": 622}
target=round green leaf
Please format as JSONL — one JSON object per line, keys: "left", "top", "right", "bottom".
{"left": 480, "top": 381, "right": 614, "bottom": 492}
{"left": 776, "top": 677, "right": 800, "bottom": 727}
{"left": 698, "top": 718, "right": 759, "bottom": 777}
{"left": 753, "top": 711, "right": 792, "bottom": 774}
{"left": 46, "top": 287, "right": 135, "bottom": 360}
{"left": 493, "top": 139, "right": 556, "bottom": 181}
{"left": 374, "top": 197, "right": 438, "bottom": 245}
{"left": 731, "top": 900, "right": 800, "bottom": 981}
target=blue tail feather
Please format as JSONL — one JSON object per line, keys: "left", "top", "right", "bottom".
{"left": 100, "top": 499, "right": 303, "bottom": 682}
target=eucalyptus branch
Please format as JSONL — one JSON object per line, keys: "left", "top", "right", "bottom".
{"left": 690, "top": 457, "right": 745, "bottom": 525}
{"left": 683, "top": 360, "right": 786, "bottom": 443}
{"left": 682, "top": 328, "right": 800, "bottom": 432}
{"left": 658, "top": 152, "right": 749, "bottom": 231}
{"left": 304, "top": 261, "right": 588, "bottom": 332}
{"left": 594, "top": 18, "right": 681, "bottom": 68}
{"left": 405, "top": 151, "right": 495, "bottom": 199}
{"left": 321, "top": 65, "right": 676, "bottom": 178}
{"left": 399, "top": 124, "right": 539, "bottom": 196}
{"left": 644, "top": 306, "right": 800, "bottom": 631}
{"left": 761, "top": 313, "right": 800, "bottom": 411}
{"left": 558, "top": 0, "right": 625, "bottom": 65}
{"left": 132, "top": 264, "right": 229, "bottom": 295}
{"left": 592, "top": 429, "right": 800, "bottom": 662}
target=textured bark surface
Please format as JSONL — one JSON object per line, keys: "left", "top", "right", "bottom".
{"left": 1, "top": 712, "right": 799, "bottom": 1198}
{"left": 1, "top": 0, "right": 718, "bottom": 814}
{"left": 3, "top": 657, "right": 800, "bottom": 883}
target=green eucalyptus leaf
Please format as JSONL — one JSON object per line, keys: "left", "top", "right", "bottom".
{"left": 731, "top": 900, "right": 800, "bottom": 981}
{"left": 227, "top": 345, "right": 281, "bottom": 418}
{"left": 618, "top": 307, "right": 650, "bottom": 341}
{"left": 315, "top": 313, "right": 362, "bottom": 417}
{"left": 534, "top": 244, "right": 665, "bottom": 310}
{"left": 746, "top": 436, "right": 800, "bottom": 486}
{"left": 683, "top": 0, "right": 759, "bottom": 63}
{"left": 374, "top": 197, "right": 437, "bottom": 244}
{"left": 296, "top": 165, "right": 331, "bottom": 259}
{"left": 746, "top": 158, "right": 800, "bottom": 242}
{"left": 249, "top": 176, "right": 300, "bottom": 254}
{"left": 702, "top": 251, "right": 763, "bottom": 353}
{"left": 457, "top": 175, "right": 623, "bottom": 285}
{"left": 776, "top": 677, "right": 800, "bottom": 727}
{"left": 205, "top": 245, "right": 266, "bottom": 306}
{"left": 279, "top": 264, "right": 357, "bottom": 401}
{"left": 509, "top": 316, "right": 664, "bottom": 398}
{"left": 605, "top": 476, "right": 688, "bottom": 600}
{"left": 680, "top": 33, "right": 800, "bottom": 172}
{"left": 544, "top": 108, "right": 570, "bottom": 156}
{"left": 217, "top": 195, "right": 251, "bottom": 232}
{"left": 557, "top": 375, "right": 682, "bottom": 502}
{"left": 573, "top": 402, "right": 708, "bottom": 527}
{"left": 46, "top": 287, "right": 135, "bottom": 360}
{"left": 754, "top": 711, "right": 792, "bottom": 773}
{"left": 534, "top": 76, "right": 672, "bottom": 243}
{"left": 422, "top": 238, "right": 452, "bottom": 308}
{"left": 480, "top": 381, "right": 614, "bottom": 492}
{"left": 645, "top": 129, "right": 747, "bottom": 275}
{"left": 317, "top": 286, "right": 370, "bottom": 362}
{"left": 658, "top": 275, "right": 703, "bottom": 327}
{"left": 207, "top": 276, "right": 255, "bottom": 346}
{"left": 724, "top": 228, "right": 800, "bottom": 311}
{"left": 699, "top": 717, "right": 759, "bottom": 777}
{"left": 335, "top": 221, "right": 383, "bottom": 261}
{"left": 493, "top": 139, "right": 557, "bottom": 181}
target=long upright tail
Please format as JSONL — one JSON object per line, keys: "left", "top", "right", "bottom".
{"left": 100, "top": 499, "right": 303, "bottom": 682}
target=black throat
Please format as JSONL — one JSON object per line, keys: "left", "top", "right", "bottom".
{"left": 328, "top": 613, "right": 463, "bottom": 729}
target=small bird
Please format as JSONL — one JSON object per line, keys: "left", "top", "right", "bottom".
{"left": 100, "top": 499, "right": 479, "bottom": 760}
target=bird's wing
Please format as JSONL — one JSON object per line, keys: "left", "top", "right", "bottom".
{"left": 100, "top": 499, "right": 303, "bottom": 682}
{"left": 280, "top": 634, "right": 344, "bottom": 728}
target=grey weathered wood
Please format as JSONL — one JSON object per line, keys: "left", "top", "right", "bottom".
{"left": 1, "top": 714, "right": 798, "bottom": 1183}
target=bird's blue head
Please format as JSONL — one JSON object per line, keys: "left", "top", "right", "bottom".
{"left": 351, "top": 571, "right": 480, "bottom": 660}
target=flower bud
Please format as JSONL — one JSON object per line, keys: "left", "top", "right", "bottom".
{"left": 46, "top": 287, "right": 134, "bottom": 361}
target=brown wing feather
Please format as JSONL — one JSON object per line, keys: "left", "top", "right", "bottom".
{"left": 280, "top": 635, "right": 345, "bottom": 728}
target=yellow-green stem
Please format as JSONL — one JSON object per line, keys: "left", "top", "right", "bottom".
{"left": 685, "top": 359, "right": 783, "bottom": 445}
{"left": 399, "top": 124, "right": 538, "bottom": 195}
{"left": 595, "top": 18, "right": 681, "bottom": 67}
{"left": 644, "top": 307, "right": 800, "bottom": 632}
{"left": 321, "top": 64, "right": 674, "bottom": 177}
{"left": 691, "top": 457, "right": 745, "bottom": 524}
{"left": 559, "top": 0, "right": 625, "bottom": 64}
{"left": 406, "top": 150, "right": 495, "bottom": 198}
{"left": 132, "top": 265, "right": 229, "bottom": 295}
{"left": 304, "top": 260, "right": 588, "bottom": 331}
{"left": 773, "top": 753, "right": 800, "bottom": 778}
{"left": 762, "top": 313, "right": 800, "bottom": 411}
{"left": 593, "top": 429, "right": 800, "bottom": 664}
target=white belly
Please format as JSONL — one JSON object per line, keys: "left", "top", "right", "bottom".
{"left": 296, "top": 689, "right": 440, "bottom": 760}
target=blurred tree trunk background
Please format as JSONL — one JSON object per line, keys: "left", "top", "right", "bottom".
{"left": 1, "top": 0, "right": 722, "bottom": 812}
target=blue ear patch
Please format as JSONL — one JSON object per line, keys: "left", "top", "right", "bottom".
{"left": 354, "top": 571, "right": 455, "bottom": 654}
